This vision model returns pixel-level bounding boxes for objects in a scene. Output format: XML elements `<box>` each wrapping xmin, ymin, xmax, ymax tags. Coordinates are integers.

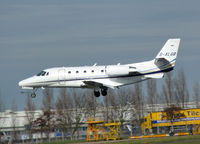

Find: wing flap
<box><xmin>83</xmin><ymin>80</ymin><xmax>118</xmax><ymax>89</ymax></box>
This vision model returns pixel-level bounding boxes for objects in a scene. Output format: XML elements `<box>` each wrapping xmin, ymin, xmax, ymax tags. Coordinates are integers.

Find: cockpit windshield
<box><xmin>37</xmin><ymin>71</ymin><xmax>48</xmax><ymax>76</ymax></box>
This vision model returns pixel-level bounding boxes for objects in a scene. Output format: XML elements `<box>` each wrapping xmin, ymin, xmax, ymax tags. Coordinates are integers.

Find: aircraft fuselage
<box><xmin>19</xmin><ymin>39</ymin><xmax>180</xmax><ymax>98</ymax></box>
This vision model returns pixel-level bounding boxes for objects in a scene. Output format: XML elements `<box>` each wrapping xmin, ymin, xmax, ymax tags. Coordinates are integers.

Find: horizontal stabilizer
<box><xmin>145</xmin><ymin>73</ymin><xmax>164</xmax><ymax>79</ymax></box>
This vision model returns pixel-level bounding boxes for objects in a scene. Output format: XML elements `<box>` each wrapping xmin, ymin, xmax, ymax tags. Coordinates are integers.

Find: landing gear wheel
<box><xmin>169</xmin><ymin>131</ymin><xmax>174</xmax><ymax>136</ymax></box>
<box><xmin>94</xmin><ymin>91</ymin><xmax>100</xmax><ymax>97</ymax></box>
<box><xmin>101</xmin><ymin>89</ymin><xmax>107</xmax><ymax>96</ymax></box>
<box><xmin>31</xmin><ymin>93</ymin><xmax>36</xmax><ymax>98</ymax></box>
<box><xmin>30</xmin><ymin>88</ymin><xmax>37</xmax><ymax>98</ymax></box>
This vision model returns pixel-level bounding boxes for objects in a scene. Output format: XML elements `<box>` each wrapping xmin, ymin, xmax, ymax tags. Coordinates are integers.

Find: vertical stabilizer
<box><xmin>154</xmin><ymin>39</ymin><xmax>180</xmax><ymax>68</ymax></box>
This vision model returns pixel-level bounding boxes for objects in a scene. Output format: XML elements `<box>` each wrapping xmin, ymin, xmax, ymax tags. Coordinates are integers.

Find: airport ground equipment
<box><xmin>86</xmin><ymin>119</ymin><xmax>120</xmax><ymax>141</ymax></box>
<box><xmin>141</xmin><ymin>108</ymin><xmax>200</xmax><ymax>135</ymax></box>
<box><xmin>86</xmin><ymin>118</ymin><xmax>105</xmax><ymax>141</ymax></box>
<box><xmin>193</xmin><ymin>124</ymin><xmax>200</xmax><ymax>134</ymax></box>
<box><xmin>104</xmin><ymin>121</ymin><xmax>120</xmax><ymax>140</ymax></box>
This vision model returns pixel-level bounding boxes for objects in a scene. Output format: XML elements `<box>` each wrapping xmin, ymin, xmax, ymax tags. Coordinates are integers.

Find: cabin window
<box><xmin>76</xmin><ymin>71</ymin><xmax>79</xmax><ymax>73</ymax></box>
<box><xmin>101</xmin><ymin>70</ymin><xmax>104</xmax><ymax>73</ymax></box>
<box><xmin>84</xmin><ymin>70</ymin><xmax>87</xmax><ymax>73</ymax></box>
<box><xmin>91</xmin><ymin>70</ymin><xmax>94</xmax><ymax>73</ymax></box>
<box><xmin>68</xmin><ymin>71</ymin><xmax>71</xmax><ymax>74</ymax></box>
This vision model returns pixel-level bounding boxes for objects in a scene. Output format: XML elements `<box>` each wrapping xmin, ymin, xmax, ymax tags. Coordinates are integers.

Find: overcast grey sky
<box><xmin>0</xmin><ymin>0</ymin><xmax>200</xmax><ymax>110</ymax></box>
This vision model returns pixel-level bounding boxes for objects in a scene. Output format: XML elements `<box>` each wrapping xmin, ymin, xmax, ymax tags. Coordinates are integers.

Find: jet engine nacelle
<box><xmin>106</xmin><ymin>65</ymin><xmax>129</xmax><ymax>76</ymax></box>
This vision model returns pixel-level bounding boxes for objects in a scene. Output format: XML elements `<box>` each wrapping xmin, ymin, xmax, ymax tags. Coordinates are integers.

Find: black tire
<box><xmin>145</xmin><ymin>129</ymin><xmax>149</xmax><ymax>135</ymax></box>
<box><xmin>94</xmin><ymin>91</ymin><xmax>100</xmax><ymax>97</ymax></box>
<box><xmin>101</xmin><ymin>89</ymin><xmax>107</xmax><ymax>96</ymax></box>
<box><xmin>31</xmin><ymin>93</ymin><xmax>36</xmax><ymax>98</ymax></box>
<box><xmin>169</xmin><ymin>131</ymin><xmax>174</xmax><ymax>136</ymax></box>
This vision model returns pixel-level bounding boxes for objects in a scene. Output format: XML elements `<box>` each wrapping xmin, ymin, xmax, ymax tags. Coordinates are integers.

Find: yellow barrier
<box><xmin>129</xmin><ymin>133</ymin><xmax>190</xmax><ymax>139</ymax></box>
<box><xmin>175</xmin><ymin>132</ymin><xmax>189</xmax><ymax>136</ymax></box>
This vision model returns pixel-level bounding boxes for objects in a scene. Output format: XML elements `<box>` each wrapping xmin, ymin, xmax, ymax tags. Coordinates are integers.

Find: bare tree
<box><xmin>126</xmin><ymin>83</ymin><xmax>145</xmax><ymax>135</ymax></box>
<box><xmin>24</xmin><ymin>94</ymin><xmax>36</xmax><ymax>141</ymax></box>
<box><xmin>147</xmin><ymin>79</ymin><xmax>158</xmax><ymax>112</ymax></box>
<box><xmin>103</xmin><ymin>89</ymin><xmax>117</xmax><ymax>122</ymax></box>
<box><xmin>162</xmin><ymin>105</ymin><xmax>185</xmax><ymax>136</ymax></box>
<box><xmin>42</xmin><ymin>88</ymin><xmax>54</xmax><ymax>110</ymax></box>
<box><xmin>33</xmin><ymin>110</ymin><xmax>56</xmax><ymax>142</ymax></box>
<box><xmin>162</xmin><ymin>72</ymin><xmax>175</xmax><ymax>106</ymax></box>
<box><xmin>11</xmin><ymin>98</ymin><xmax>18</xmax><ymax>142</ymax></box>
<box><xmin>0</xmin><ymin>89</ymin><xmax>4</xmax><ymax>112</ymax></box>
<box><xmin>133</xmin><ymin>83</ymin><xmax>144</xmax><ymax>120</ymax></box>
<box><xmin>193</xmin><ymin>81</ymin><xmax>200</xmax><ymax>108</ymax></box>
<box><xmin>0</xmin><ymin>90</ymin><xmax>7</xmax><ymax>141</ymax></box>
<box><xmin>56</xmin><ymin>89</ymin><xmax>89</xmax><ymax>140</ymax></box>
<box><xmin>0</xmin><ymin>89</ymin><xmax>5</xmax><ymax>134</ymax></box>
<box><xmin>174</xmin><ymin>70</ymin><xmax>189</xmax><ymax>108</ymax></box>
<box><xmin>84</xmin><ymin>90</ymin><xmax>99</xmax><ymax>119</ymax></box>
<box><xmin>103</xmin><ymin>92</ymin><xmax>109</xmax><ymax>122</ymax></box>
<box><xmin>115</xmin><ymin>88</ymin><xmax>132</xmax><ymax>126</ymax></box>
<box><xmin>41</xmin><ymin>88</ymin><xmax>55</xmax><ymax>141</ymax></box>
<box><xmin>56</xmin><ymin>88</ymin><xmax>73</xmax><ymax>140</ymax></box>
<box><xmin>70</xmin><ymin>89</ymin><xmax>87</xmax><ymax>140</ymax></box>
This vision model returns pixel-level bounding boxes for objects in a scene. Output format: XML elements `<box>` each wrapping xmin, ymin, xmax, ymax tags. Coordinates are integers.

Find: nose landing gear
<box><xmin>31</xmin><ymin>88</ymin><xmax>37</xmax><ymax>98</ymax></box>
<box><xmin>31</xmin><ymin>93</ymin><xmax>36</xmax><ymax>98</ymax></box>
<box><xmin>21</xmin><ymin>88</ymin><xmax>37</xmax><ymax>98</ymax></box>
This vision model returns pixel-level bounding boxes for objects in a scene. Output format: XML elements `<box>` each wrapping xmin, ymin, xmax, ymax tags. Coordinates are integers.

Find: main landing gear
<box><xmin>94</xmin><ymin>90</ymin><xmax>100</xmax><ymax>97</ymax></box>
<box><xmin>21</xmin><ymin>88</ymin><xmax>37</xmax><ymax>98</ymax></box>
<box><xmin>94</xmin><ymin>88</ymin><xmax>107</xmax><ymax>97</ymax></box>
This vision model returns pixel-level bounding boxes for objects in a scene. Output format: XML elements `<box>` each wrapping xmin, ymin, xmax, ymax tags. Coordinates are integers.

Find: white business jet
<box><xmin>19</xmin><ymin>39</ymin><xmax>180</xmax><ymax>98</ymax></box>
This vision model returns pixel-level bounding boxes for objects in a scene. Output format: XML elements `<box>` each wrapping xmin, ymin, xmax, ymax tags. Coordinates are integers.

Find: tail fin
<box><xmin>154</xmin><ymin>38</ymin><xmax>180</xmax><ymax>69</ymax></box>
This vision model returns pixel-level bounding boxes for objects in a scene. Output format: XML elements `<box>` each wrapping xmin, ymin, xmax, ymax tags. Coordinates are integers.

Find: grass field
<box><xmin>39</xmin><ymin>135</ymin><xmax>200</xmax><ymax>144</ymax></box>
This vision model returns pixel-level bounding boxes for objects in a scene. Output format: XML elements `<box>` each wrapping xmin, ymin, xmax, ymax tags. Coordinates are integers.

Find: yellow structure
<box><xmin>141</xmin><ymin>108</ymin><xmax>200</xmax><ymax>135</ymax></box>
<box><xmin>193</xmin><ymin>124</ymin><xmax>200</xmax><ymax>134</ymax></box>
<box><xmin>105</xmin><ymin>121</ymin><xmax>120</xmax><ymax>140</ymax></box>
<box><xmin>86</xmin><ymin>119</ymin><xmax>105</xmax><ymax>141</ymax></box>
<box><xmin>86</xmin><ymin>119</ymin><xmax>120</xmax><ymax>141</ymax></box>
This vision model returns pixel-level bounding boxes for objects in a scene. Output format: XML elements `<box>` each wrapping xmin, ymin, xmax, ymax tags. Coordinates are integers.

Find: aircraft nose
<box><xmin>18</xmin><ymin>79</ymin><xmax>30</xmax><ymax>87</ymax></box>
<box><xmin>19</xmin><ymin>77</ymin><xmax>36</xmax><ymax>87</ymax></box>
<box><xmin>18</xmin><ymin>80</ymin><xmax>25</xmax><ymax>87</ymax></box>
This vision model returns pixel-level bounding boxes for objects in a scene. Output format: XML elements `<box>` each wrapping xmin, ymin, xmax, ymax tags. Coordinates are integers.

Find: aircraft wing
<box><xmin>83</xmin><ymin>80</ymin><xmax>119</xmax><ymax>89</ymax></box>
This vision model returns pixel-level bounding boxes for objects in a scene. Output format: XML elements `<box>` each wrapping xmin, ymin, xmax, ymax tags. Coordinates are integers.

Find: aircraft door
<box><xmin>58</xmin><ymin>69</ymin><xmax>66</xmax><ymax>85</ymax></box>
